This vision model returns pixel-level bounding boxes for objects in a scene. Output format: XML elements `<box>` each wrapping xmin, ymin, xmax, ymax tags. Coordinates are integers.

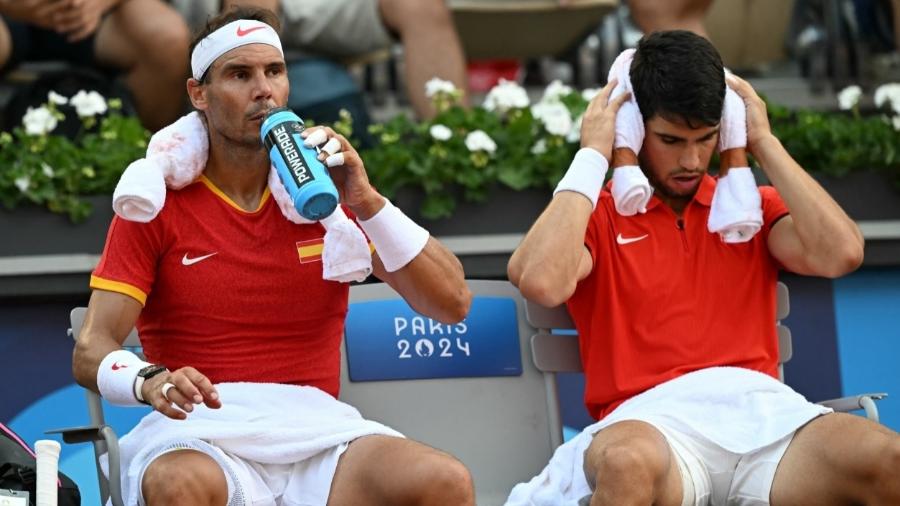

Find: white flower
<box><xmin>542</xmin><ymin>80</ymin><xmax>573</xmax><ymax>103</ymax></box>
<box><xmin>69</xmin><ymin>90</ymin><xmax>108</xmax><ymax>117</ymax></box>
<box><xmin>424</xmin><ymin>77</ymin><xmax>457</xmax><ymax>98</ymax></box>
<box><xmin>567</xmin><ymin>114</ymin><xmax>583</xmax><ymax>143</ymax></box>
<box><xmin>874</xmin><ymin>83</ymin><xmax>900</xmax><ymax>114</ymax></box>
<box><xmin>41</xmin><ymin>163</ymin><xmax>55</xmax><ymax>178</ymax></box>
<box><xmin>22</xmin><ymin>106</ymin><xmax>58</xmax><ymax>135</ymax></box>
<box><xmin>531</xmin><ymin>138</ymin><xmax>547</xmax><ymax>155</ymax></box>
<box><xmin>465</xmin><ymin>130</ymin><xmax>497</xmax><ymax>153</ymax></box>
<box><xmin>483</xmin><ymin>79</ymin><xmax>530</xmax><ymax>113</ymax></box>
<box><xmin>14</xmin><ymin>175</ymin><xmax>30</xmax><ymax>193</ymax></box>
<box><xmin>429</xmin><ymin>124</ymin><xmax>452</xmax><ymax>141</ymax></box>
<box><xmin>532</xmin><ymin>101</ymin><xmax>572</xmax><ymax>137</ymax></box>
<box><xmin>582</xmin><ymin>88</ymin><xmax>600</xmax><ymax>102</ymax></box>
<box><xmin>47</xmin><ymin>91</ymin><xmax>68</xmax><ymax>105</ymax></box>
<box><xmin>837</xmin><ymin>85</ymin><xmax>861</xmax><ymax>110</ymax></box>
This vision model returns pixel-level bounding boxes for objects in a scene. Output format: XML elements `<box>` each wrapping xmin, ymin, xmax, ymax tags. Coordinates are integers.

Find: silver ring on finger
<box><xmin>161</xmin><ymin>382</ymin><xmax>177</xmax><ymax>401</ymax></box>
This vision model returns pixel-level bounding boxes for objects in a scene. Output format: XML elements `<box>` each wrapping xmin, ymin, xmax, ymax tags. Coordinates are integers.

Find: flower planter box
<box><xmin>0</xmin><ymin>195</ymin><xmax>113</xmax><ymax>257</ymax></box>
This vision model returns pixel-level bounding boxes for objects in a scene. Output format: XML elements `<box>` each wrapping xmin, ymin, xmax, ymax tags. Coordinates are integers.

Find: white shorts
<box><xmin>654</xmin><ymin>421</ymin><xmax>803</xmax><ymax>506</ymax></box>
<box><xmin>138</xmin><ymin>439</ymin><xmax>349</xmax><ymax>506</ymax></box>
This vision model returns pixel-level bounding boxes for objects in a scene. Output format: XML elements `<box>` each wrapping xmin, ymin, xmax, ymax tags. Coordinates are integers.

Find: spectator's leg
<box><xmin>769</xmin><ymin>412</ymin><xmax>900</xmax><ymax>505</ymax></box>
<box><xmin>142</xmin><ymin>450</ymin><xmax>228</xmax><ymax>506</ymax></box>
<box><xmin>378</xmin><ymin>0</ymin><xmax>468</xmax><ymax>119</ymax></box>
<box><xmin>628</xmin><ymin>0</ymin><xmax>713</xmax><ymax>38</ymax></box>
<box><xmin>894</xmin><ymin>0</ymin><xmax>900</xmax><ymax>52</ymax></box>
<box><xmin>93</xmin><ymin>0</ymin><xmax>190</xmax><ymax>131</ymax></box>
<box><xmin>327</xmin><ymin>435</ymin><xmax>474</xmax><ymax>505</ymax></box>
<box><xmin>0</xmin><ymin>18</ymin><xmax>10</xmax><ymax>68</ymax></box>
<box><xmin>582</xmin><ymin>420</ymin><xmax>684</xmax><ymax>506</ymax></box>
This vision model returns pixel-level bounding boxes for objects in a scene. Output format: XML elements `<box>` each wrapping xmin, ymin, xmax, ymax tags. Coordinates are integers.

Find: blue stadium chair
<box><xmin>339</xmin><ymin>280</ymin><xmax>561</xmax><ymax>505</ymax></box>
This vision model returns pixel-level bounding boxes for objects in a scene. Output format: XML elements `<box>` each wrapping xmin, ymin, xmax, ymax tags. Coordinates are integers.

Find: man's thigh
<box><xmin>326</xmin><ymin>434</ymin><xmax>470</xmax><ymax>506</ymax></box>
<box><xmin>770</xmin><ymin>412</ymin><xmax>900</xmax><ymax>505</ymax></box>
<box><xmin>583</xmin><ymin>420</ymin><xmax>684</xmax><ymax>506</ymax></box>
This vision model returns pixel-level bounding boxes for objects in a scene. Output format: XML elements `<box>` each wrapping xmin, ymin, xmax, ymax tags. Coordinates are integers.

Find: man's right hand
<box><xmin>580</xmin><ymin>79</ymin><xmax>631</xmax><ymax>161</ymax></box>
<box><xmin>141</xmin><ymin>366</ymin><xmax>221</xmax><ymax>420</ymax></box>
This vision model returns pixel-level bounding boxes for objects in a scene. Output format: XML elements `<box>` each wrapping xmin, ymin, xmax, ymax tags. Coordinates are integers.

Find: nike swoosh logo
<box><xmin>182</xmin><ymin>252</ymin><xmax>218</xmax><ymax>266</ymax></box>
<box><xmin>111</xmin><ymin>362</ymin><xmax>128</xmax><ymax>371</ymax></box>
<box><xmin>236</xmin><ymin>25</ymin><xmax>266</xmax><ymax>37</ymax></box>
<box><xmin>616</xmin><ymin>233</ymin><xmax>649</xmax><ymax>245</ymax></box>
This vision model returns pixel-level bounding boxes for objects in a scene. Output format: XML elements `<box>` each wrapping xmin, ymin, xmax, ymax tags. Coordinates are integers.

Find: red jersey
<box><xmin>91</xmin><ymin>176</ymin><xmax>354</xmax><ymax>397</ymax></box>
<box><xmin>568</xmin><ymin>174</ymin><xmax>790</xmax><ymax>420</ymax></box>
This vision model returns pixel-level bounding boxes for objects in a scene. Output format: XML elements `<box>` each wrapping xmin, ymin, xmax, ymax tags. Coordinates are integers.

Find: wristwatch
<box><xmin>133</xmin><ymin>364</ymin><xmax>168</xmax><ymax>404</ymax></box>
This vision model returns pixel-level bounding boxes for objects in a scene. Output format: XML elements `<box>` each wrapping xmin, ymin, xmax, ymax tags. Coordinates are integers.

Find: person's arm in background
<box><xmin>727</xmin><ymin>74</ymin><xmax>864</xmax><ymax>277</ymax></box>
<box><xmin>301</xmin><ymin>126</ymin><xmax>472</xmax><ymax>324</ymax></box>
<box><xmin>508</xmin><ymin>80</ymin><xmax>628</xmax><ymax>307</ymax></box>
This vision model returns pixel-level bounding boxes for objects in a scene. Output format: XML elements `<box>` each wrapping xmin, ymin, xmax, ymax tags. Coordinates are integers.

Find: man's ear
<box><xmin>187</xmin><ymin>78</ymin><xmax>208</xmax><ymax>111</ymax></box>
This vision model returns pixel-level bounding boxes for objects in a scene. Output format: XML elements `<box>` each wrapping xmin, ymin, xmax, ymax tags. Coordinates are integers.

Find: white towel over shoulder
<box><xmin>103</xmin><ymin>383</ymin><xmax>402</xmax><ymax>506</ymax></box>
<box><xmin>505</xmin><ymin>367</ymin><xmax>831</xmax><ymax>506</ymax></box>
<box><xmin>607</xmin><ymin>49</ymin><xmax>652</xmax><ymax>216</ymax></box>
<box><xmin>112</xmin><ymin>112</ymin><xmax>373</xmax><ymax>282</ymax></box>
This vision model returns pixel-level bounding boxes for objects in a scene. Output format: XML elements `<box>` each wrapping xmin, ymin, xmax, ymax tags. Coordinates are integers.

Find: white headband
<box><xmin>190</xmin><ymin>19</ymin><xmax>284</xmax><ymax>80</ymax></box>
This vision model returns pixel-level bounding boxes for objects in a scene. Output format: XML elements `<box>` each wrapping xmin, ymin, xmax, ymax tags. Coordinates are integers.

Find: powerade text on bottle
<box><xmin>261</xmin><ymin>107</ymin><xmax>339</xmax><ymax>220</ymax></box>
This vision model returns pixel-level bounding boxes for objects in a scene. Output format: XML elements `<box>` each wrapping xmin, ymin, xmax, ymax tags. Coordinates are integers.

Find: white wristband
<box><xmin>554</xmin><ymin>147</ymin><xmax>610</xmax><ymax>209</ymax></box>
<box><xmin>358</xmin><ymin>198</ymin><xmax>429</xmax><ymax>272</ymax></box>
<box><xmin>97</xmin><ymin>349</ymin><xmax>151</xmax><ymax>406</ymax></box>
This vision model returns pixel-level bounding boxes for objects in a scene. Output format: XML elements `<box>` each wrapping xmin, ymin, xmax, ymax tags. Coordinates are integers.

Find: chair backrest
<box><xmin>450</xmin><ymin>0</ymin><xmax>616</xmax><ymax>59</ymax></box>
<box><xmin>525</xmin><ymin>281</ymin><xmax>794</xmax><ymax>379</ymax></box>
<box><xmin>339</xmin><ymin>280</ymin><xmax>559</xmax><ymax>506</ymax></box>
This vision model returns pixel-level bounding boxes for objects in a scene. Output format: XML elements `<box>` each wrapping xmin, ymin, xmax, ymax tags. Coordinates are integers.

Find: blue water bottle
<box><xmin>261</xmin><ymin>107</ymin><xmax>339</xmax><ymax>220</ymax></box>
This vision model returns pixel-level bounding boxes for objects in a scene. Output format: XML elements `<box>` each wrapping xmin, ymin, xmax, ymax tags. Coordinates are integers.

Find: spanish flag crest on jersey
<box><xmin>296</xmin><ymin>238</ymin><xmax>325</xmax><ymax>263</ymax></box>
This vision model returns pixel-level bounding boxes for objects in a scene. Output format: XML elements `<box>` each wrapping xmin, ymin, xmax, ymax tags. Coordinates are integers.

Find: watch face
<box><xmin>138</xmin><ymin>364</ymin><xmax>166</xmax><ymax>378</ymax></box>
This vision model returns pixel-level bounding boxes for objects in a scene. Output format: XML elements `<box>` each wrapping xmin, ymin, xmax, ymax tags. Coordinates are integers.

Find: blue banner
<box><xmin>344</xmin><ymin>296</ymin><xmax>522</xmax><ymax>381</ymax></box>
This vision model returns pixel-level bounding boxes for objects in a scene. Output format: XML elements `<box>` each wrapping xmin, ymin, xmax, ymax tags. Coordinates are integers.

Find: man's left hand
<box><xmin>301</xmin><ymin>126</ymin><xmax>385</xmax><ymax>220</ymax></box>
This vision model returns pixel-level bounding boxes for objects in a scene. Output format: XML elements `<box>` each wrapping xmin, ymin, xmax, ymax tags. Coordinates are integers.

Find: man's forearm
<box><xmin>378</xmin><ymin>237</ymin><xmax>471</xmax><ymax>324</ymax></box>
<box><xmin>508</xmin><ymin>192</ymin><xmax>594</xmax><ymax>307</ymax></box>
<box><xmin>754</xmin><ymin>134</ymin><xmax>863</xmax><ymax>271</ymax></box>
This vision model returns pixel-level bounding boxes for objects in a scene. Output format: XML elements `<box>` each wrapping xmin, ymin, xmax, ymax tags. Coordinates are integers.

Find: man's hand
<box><xmin>301</xmin><ymin>126</ymin><xmax>385</xmax><ymax>220</ymax></box>
<box><xmin>0</xmin><ymin>0</ymin><xmax>68</xmax><ymax>30</ymax></box>
<box><xmin>141</xmin><ymin>366</ymin><xmax>221</xmax><ymax>420</ymax></box>
<box><xmin>724</xmin><ymin>74</ymin><xmax>774</xmax><ymax>157</ymax></box>
<box><xmin>580</xmin><ymin>79</ymin><xmax>631</xmax><ymax>161</ymax></box>
<box><xmin>51</xmin><ymin>0</ymin><xmax>120</xmax><ymax>42</ymax></box>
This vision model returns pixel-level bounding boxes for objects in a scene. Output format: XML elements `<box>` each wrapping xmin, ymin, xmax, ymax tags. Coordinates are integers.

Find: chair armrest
<box><xmin>46</xmin><ymin>424</ymin><xmax>124</xmax><ymax>506</ymax></box>
<box><xmin>45</xmin><ymin>424</ymin><xmax>106</xmax><ymax>444</ymax></box>
<box><xmin>817</xmin><ymin>393</ymin><xmax>887</xmax><ymax>422</ymax></box>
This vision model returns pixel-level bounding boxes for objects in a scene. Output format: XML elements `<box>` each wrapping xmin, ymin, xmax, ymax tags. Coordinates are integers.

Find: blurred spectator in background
<box><xmin>213</xmin><ymin>0</ymin><xmax>468</xmax><ymax>119</ymax></box>
<box><xmin>628</xmin><ymin>0</ymin><xmax>713</xmax><ymax>37</ymax></box>
<box><xmin>0</xmin><ymin>0</ymin><xmax>190</xmax><ymax>131</ymax></box>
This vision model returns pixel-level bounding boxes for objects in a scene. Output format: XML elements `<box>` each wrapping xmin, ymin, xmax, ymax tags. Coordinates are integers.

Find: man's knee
<box><xmin>584</xmin><ymin>435</ymin><xmax>670</xmax><ymax>492</ymax></box>
<box><xmin>410</xmin><ymin>452</ymin><xmax>475</xmax><ymax>506</ymax></box>
<box><xmin>113</xmin><ymin>0</ymin><xmax>190</xmax><ymax>64</ymax></box>
<box><xmin>871</xmin><ymin>436</ymin><xmax>900</xmax><ymax>502</ymax></box>
<box><xmin>379</xmin><ymin>0</ymin><xmax>453</xmax><ymax>30</ymax></box>
<box><xmin>141</xmin><ymin>451</ymin><xmax>227</xmax><ymax>506</ymax></box>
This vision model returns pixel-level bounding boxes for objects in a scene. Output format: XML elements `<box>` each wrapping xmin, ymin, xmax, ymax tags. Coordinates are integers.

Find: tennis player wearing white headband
<box><xmin>74</xmin><ymin>7</ymin><xmax>474</xmax><ymax>506</ymax></box>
